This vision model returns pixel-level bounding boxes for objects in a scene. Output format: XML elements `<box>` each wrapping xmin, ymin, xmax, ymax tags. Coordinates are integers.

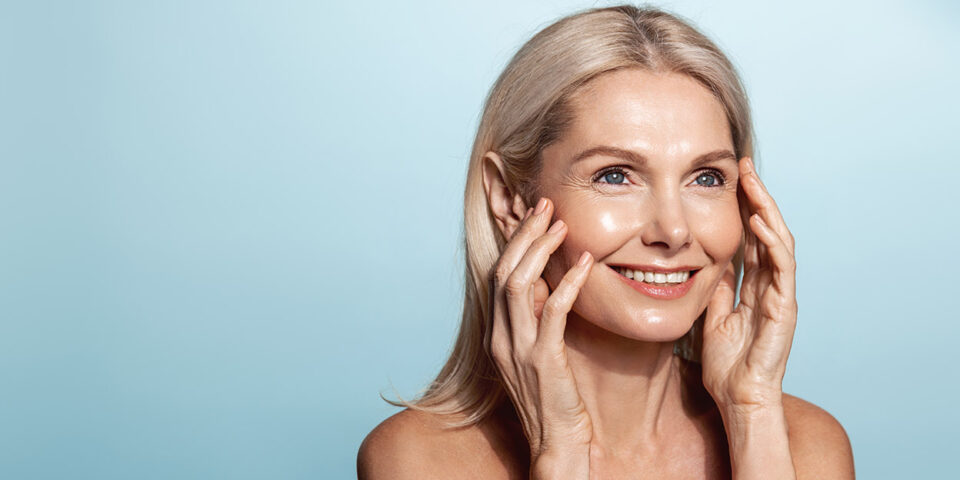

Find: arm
<box><xmin>721</xmin><ymin>397</ymin><xmax>858</xmax><ymax>480</ymax></box>
<box><xmin>720</xmin><ymin>402</ymin><xmax>796</xmax><ymax>480</ymax></box>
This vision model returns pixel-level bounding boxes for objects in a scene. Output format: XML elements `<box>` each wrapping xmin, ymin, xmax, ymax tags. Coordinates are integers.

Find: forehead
<box><xmin>559</xmin><ymin>68</ymin><xmax>733</xmax><ymax>159</ymax></box>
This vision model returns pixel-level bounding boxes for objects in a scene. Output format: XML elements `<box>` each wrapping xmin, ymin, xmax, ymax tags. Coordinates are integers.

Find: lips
<box><xmin>608</xmin><ymin>263</ymin><xmax>701</xmax><ymax>274</ymax></box>
<box><xmin>609</xmin><ymin>264</ymin><xmax>698</xmax><ymax>300</ymax></box>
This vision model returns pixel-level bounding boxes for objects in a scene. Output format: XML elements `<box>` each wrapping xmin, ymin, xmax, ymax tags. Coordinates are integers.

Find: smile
<box><xmin>610</xmin><ymin>265</ymin><xmax>699</xmax><ymax>300</ymax></box>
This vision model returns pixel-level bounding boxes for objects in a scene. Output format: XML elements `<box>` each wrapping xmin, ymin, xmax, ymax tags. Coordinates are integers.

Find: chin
<box><xmin>566</xmin><ymin>266</ymin><xmax>710</xmax><ymax>344</ymax></box>
<box><xmin>577</xmin><ymin>305</ymin><xmax>701</xmax><ymax>343</ymax></box>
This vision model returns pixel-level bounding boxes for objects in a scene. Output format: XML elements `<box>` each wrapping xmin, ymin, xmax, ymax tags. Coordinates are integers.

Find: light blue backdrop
<box><xmin>1</xmin><ymin>0</ymin><xmax>956</xmax><ymax>478</ymax></box>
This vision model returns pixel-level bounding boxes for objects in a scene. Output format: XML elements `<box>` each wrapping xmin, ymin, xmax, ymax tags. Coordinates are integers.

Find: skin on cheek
<box><xmin>683</xmin><ymin>191</ymin><xmax>742</xmax><ymax>262</ymax></box>
<box><xmin>542</xmin><ymin>198</ymin><xmax>629</xmax><ymax>291</ymax></box>
<box><xmin>541</xmin><ymin>207</ymin><xmax>581</xmax><ymax>291</ymax></box>
<box><xmin>702</xmin><ymin>209</ymin><xmax>743</xmax><ymax>262</ymax></box>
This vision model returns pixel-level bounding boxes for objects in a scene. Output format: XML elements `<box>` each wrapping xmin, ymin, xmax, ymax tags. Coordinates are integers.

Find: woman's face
<box><xmin>539</xmin><ymin>68</ymin><xmax>743</xmax><ymax>342</ymax></box>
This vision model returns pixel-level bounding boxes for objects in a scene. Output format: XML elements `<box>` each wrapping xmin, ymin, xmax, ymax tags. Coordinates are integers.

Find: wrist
<box><xmin>530</xmin><ymin>447</ymin><xmax>590</xmax><ymax>480</ymax></box>
<box><xmin>715</xmin><ymin>389</ymin><xmax>784</xmax><ymax>420</ymax></box>
<box><xmin>719</xmin><ymin>402</ymin><xmax>789</xmax><ymax>443</ymax></box>
<box><xmin>719</xmin><ymin>400</ymin><xmax>784</xmax><ymax>424</ymax></box>
<box><xmin>717</xmin><ymin>403</ymin><xmax>796</xmax><ymax>480</ymax></box>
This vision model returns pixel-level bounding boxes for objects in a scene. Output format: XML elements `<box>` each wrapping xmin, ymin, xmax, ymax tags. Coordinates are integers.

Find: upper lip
<box><xmin>609</xmin><ymin>263</ymin><xmax>701</xmax><ymax>274</ymax></box>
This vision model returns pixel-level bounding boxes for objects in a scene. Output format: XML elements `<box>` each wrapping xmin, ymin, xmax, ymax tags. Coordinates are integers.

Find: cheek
<box><xmin>543</xmin><ymin>200</ymin><xmax>637</xmax><ymax>284</ymax></box>
<box><xmin>693</xmin><ymin>199</ymin><xmax>743</xmax><ymax>260</ymax></box>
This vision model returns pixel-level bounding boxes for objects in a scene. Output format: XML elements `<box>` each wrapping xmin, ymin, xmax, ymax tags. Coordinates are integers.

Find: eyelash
<box><xmin>592</xmin><ymin>165</ymin><xmax>727</xmax><ymax>188</ymax></box>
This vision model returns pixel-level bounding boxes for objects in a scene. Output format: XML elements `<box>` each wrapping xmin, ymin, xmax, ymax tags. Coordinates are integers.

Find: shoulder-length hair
<box><xmin>388</xmin><ymin>3</ymin><xmax>753</xmax><ymax>427</ymax></box>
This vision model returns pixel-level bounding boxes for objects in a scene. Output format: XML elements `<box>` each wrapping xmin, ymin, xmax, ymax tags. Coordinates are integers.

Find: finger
<box><xmin>704</xmin><ymin>261</ymin><xmax>736</xmax><ymax>331</ymax></box>
<box><xmin>489</xmin><ymin>199</ymin><xmax>554</xmax><ymax>351</ymax></box>
<box><xmin>537</xmin><ymin>251</ymin><xmax>593</xmax><ymax>347</ymax></box>
<box><xmin>505</xmin><ymin>219</ymin><xmax>568</xmax><ymax>347</ymax></box>
<box><xmin>737</xmin><ymin>180</ymin><xmax>761</xmax><ymax>272</ymax></box>
<box><xmin>740</xmin><ymin>157</ymin><xmax>794</xmax><ymax>254</ymax></box>
<box><xmin>748</xmin><ymin>285</ymin><xmax>798</xmax><ymax>374</ymax></box>
<box><xmin>487</xmin><ymin>199</ymin><xmax>555</xmax><ymax>373</ymax></box>
<box><xmin>737</xmin><ymin>182</ymin><xmax>761</xmax><ymax>315</ymax></box>
<box><xmin>737</xmin><ymin>268</ymin><xmax>759</xmax><ymax>315</ymax></box>
<box><xmin>747</xmin><ymin>313</ymin><xmax>796</xmax><ymax>377</ymax></box>
<box><xmin>532</xmin><ymin>278</ymin><xmax>550</xmax><ymax>319</ymax></box>
<box><xmin>486</xmin><ymin>269</ymin><xmax>513</xmax><ymax>363</ymax></box>
<box><xmin>749</xmin><ymin>213</ymin><xmax>797</xmax><ymax>295</ymax></box>
<box><xmin>492</xmin><ymin>197</ymin><xmax>555</xmax><ymax>292</ymax></box>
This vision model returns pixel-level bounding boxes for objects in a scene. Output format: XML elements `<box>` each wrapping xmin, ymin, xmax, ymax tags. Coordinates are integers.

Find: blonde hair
<box><xmin>387</xmin><ymin>4</ymin><xmax>754</xmax><ymax>427</ymax></box>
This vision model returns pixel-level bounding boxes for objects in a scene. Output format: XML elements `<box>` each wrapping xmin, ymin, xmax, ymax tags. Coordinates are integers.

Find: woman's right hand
<box><xmin>486</xmin><ymin>197</ymin><xmax>595</xmax><ymax>479</ymax></box>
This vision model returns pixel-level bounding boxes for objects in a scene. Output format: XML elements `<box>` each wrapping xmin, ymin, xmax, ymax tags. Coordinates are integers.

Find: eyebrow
<box><xmin>570</xmin><ymin>146</ymin><xmax>738</xmax><ymax>169</ymax></box>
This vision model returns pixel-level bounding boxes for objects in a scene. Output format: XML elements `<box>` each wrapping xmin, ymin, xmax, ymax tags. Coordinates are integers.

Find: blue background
<box><xmin>1</xmin><ymin>0</ymin><xmax>957</xmax><ymax>478</ymax></box>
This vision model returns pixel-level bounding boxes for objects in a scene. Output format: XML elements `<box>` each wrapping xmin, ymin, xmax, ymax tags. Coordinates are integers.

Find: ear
<box><xmin>481</xmin><ymin>151</ymin><xmax>529</xmax><ymax>241</ymax></box>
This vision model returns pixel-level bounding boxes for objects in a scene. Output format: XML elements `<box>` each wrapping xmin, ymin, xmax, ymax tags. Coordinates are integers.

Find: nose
<box><xmin>639</xmin><ymin>191</ymin><xmax>692</xmax><ymax>253</ymax></box>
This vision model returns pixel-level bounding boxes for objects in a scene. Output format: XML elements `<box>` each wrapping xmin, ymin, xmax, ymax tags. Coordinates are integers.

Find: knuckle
<box><xmin>529</xmin><ymin>344</ymin><xmax>551</xmax><ymax>365</ymax></box>
<box><xmin>540</xmin><ymin>297</ymin><xmax>567</xmax><ymax>319</ymax></box>
<box><xmin>493</xmin><ymin>263</ymin><xmax>512</xmax><ymax>288</ymax></box>
<box><xmin>504</xmin><ymin>273</ymin><xmax>529</xmax><ymax>297</ymax></box>
<box><xmin>540</xmin><ymin>303</ymin><xmax>558</xmax><ymax>320</ymax></box>
<box><xmin>783</xmin><ymin>258</ymin><xmax>797</xmax><ymax>272</ymax></box>
<box><xmin>530</xmin><ymin>234</ymin><xmax>556</xmax><ymax>251</ymax></box>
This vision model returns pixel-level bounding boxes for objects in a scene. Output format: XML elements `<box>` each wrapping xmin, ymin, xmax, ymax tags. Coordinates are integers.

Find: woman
<box><xmin>359</xmin><ymin>5</ymin><xmax>854</xmax><ymax>479</ymax></box>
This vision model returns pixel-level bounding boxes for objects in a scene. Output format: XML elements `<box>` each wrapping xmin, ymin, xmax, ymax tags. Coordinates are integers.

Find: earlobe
<box><xmin>481</xmin><ymin>151</ymin><xmax>528</xmax><ymax>240</ymax></box>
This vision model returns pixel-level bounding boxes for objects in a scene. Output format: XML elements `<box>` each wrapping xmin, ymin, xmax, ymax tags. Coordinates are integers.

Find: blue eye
<box><xmin>602</xmin><ymin>171</ymin><xmax>626</xmax><ymax>184</ymax></box>
<box><xmin>694</xmin><ymin>169</ymin><xmax>725</xmax><ymax>187</ymax></box>
<box><xmin>595</xmin><ymin>166</ymin><xmax>630</xmax><ymax>185</ymax></box>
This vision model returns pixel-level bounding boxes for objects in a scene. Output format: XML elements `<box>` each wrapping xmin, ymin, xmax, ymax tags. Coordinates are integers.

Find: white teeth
<box><xmin>616</xmin><ymin>267</ymin><xmax>693</xmax><ymax>285</ymax></box>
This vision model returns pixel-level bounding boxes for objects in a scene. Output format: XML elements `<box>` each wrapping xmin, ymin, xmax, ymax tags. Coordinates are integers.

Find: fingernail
<box><xmin>534</xmin><ymin>197</ymin><xmax>548</xmax><ymax>215</ymax></box>
<box><xmin>577</xmin><ymin>251</ymin><xmax>592</xmax><ymax>266</ymax></box>
<box><xmin>548</xmin><ymin>219</ymin><xmax>565</xmax><ymax>234</ymax></box>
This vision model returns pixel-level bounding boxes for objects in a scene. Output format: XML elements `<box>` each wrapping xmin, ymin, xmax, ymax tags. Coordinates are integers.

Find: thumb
<box><xmin>704</xmin><ymin>262</ymin><xmax>737</xmax><ymax>331</ymax></box>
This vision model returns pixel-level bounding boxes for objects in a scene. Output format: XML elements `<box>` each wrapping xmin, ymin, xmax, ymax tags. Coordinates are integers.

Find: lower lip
<box><xmin>611</xmin><ymin>266</ymin><xmax>697</xmax><ymax>300</ymax></box>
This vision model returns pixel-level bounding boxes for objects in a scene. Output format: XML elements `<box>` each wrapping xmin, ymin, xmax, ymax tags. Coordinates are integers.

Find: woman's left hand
<box><xmin>701</xmin><ymin>156</ymin><xmax>798</xmax><ymax>412</ymax></box>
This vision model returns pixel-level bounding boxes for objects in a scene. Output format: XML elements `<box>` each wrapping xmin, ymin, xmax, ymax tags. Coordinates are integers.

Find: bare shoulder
<box><xmin>357</xmin><ymin>408</ymin><xmax>521</xmax><ymax>480</ymax></box>
<box><xmin>357</xmin><ymin>409</ymin><xmax>462</xmax><ymax>480</ymax></box>
<box><xmin>782</xmin><ymin>393</ymin><xmax>855</xmax><ymax>480</ymax></box>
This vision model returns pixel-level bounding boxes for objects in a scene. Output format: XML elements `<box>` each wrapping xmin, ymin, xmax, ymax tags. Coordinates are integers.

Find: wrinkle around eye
<box><xmin>555</xmin><ymin>170</ymin><xmax>596</xmax><ymax>189</ymax></box>
<box><xmin>693</xmin><ymin>177</ymin><xmax>739</xmax><ymax>195</ymax></box>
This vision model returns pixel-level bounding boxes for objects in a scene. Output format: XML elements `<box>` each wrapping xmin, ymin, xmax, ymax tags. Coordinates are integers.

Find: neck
<box><xmin>562</xmin><ymin>313</ymin><xmax>692</xmax><ymax>456</ymax></box>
